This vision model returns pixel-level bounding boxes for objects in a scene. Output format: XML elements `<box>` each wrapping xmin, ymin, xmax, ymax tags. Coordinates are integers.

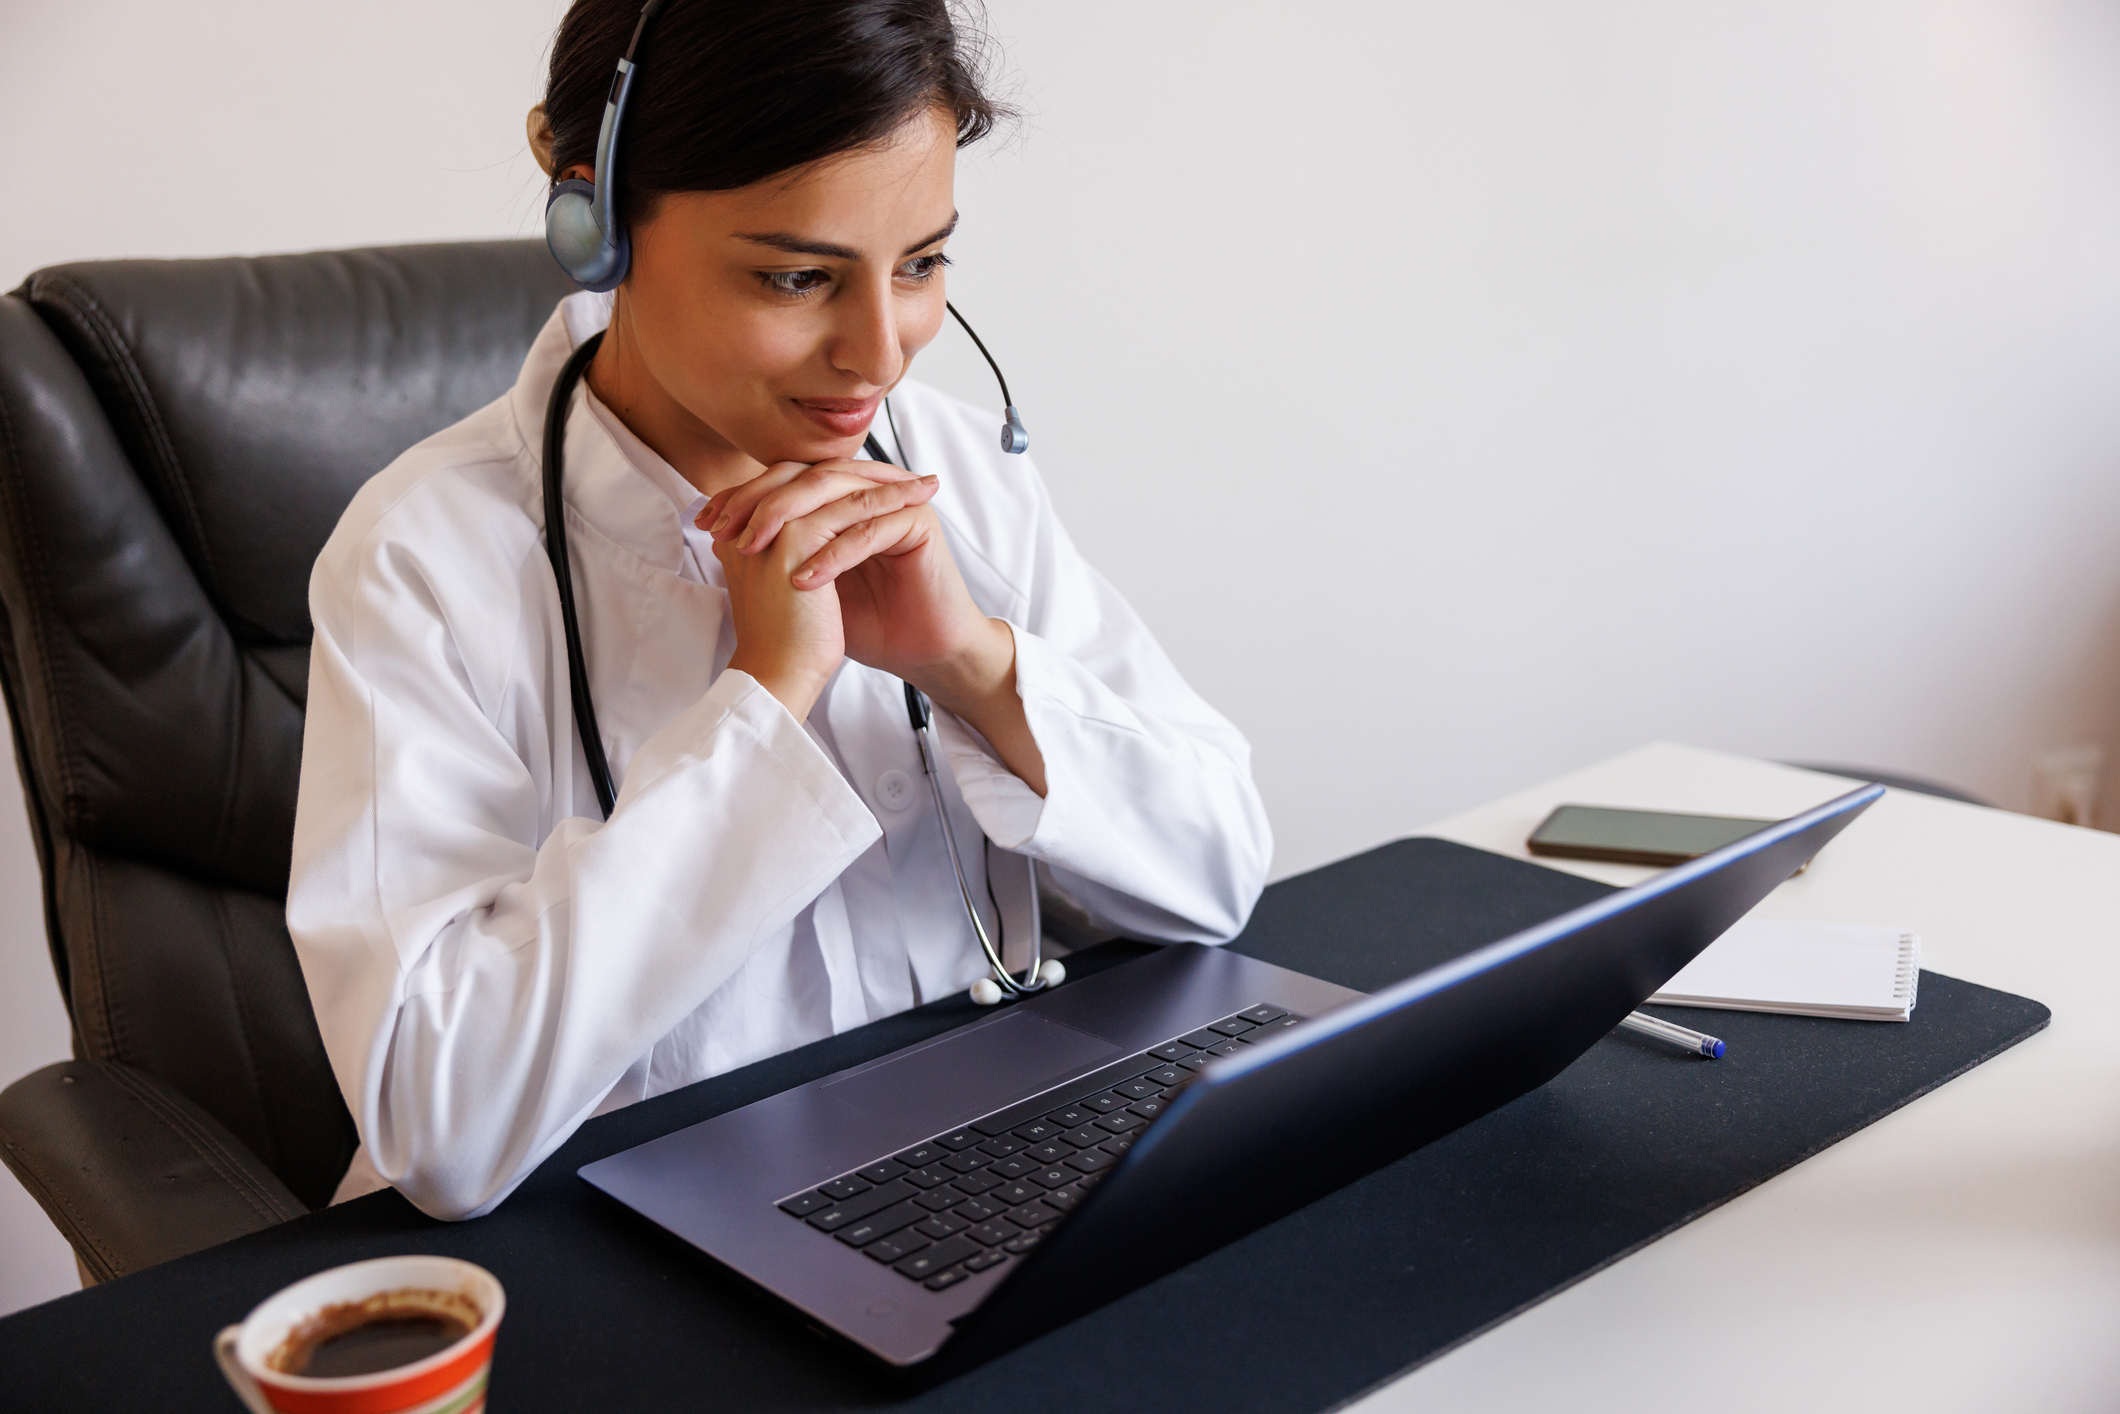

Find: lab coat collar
<box><xmin>507</xmin><ymin>292</ymin><xmax>692</xmax><ymax>576</ymax></box>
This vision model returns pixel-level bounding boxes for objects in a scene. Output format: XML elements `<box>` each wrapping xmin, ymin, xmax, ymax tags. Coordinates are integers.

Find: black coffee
<box><xmin>300</xmin><ymin>1313</ymin><xmax>472</xmax><ymax>1378</ymax></box>
<box><xmin>268</xmin><ymin>1288</ymin><xmax>480</xmax><ymax>1378</ymax></box>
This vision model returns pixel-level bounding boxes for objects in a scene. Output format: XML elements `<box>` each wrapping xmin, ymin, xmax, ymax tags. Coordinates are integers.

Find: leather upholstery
<box><xmin>0</xmin><ymin>241</ymin><xmax>574</xmax><ymax>1261</ymax></box>
<box><xmin>0</xmin><ymin>1061</ymin><xmax>305</xmax><ymax>1284</ymax></box>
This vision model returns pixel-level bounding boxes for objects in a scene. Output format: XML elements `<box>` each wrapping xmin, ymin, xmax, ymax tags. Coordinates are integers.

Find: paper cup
<box><xmin>212</xmin><ymin>1255</ymin><xmax>503</xmax><ymax>1414</ymax></box>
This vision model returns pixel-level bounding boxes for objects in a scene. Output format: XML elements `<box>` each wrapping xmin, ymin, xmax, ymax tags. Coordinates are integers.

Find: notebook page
<box><xmin>1650</xmin><ymin>919</ymin><xmax>1919</xmax><ymax>1020</ymax></box>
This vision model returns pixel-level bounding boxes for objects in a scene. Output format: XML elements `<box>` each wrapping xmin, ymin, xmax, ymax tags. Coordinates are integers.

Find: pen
<box><xmin>1620</xmin><ymin>1010</ymin><xmax>1726</xmax><ymax>1059</ymax></box>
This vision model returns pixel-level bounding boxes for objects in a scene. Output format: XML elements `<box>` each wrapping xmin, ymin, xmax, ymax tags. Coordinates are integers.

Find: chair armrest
<box><xmin>0</xmin><ymin>1060</ymin><xmax>306</xmax><ymax>1283</ymax></box>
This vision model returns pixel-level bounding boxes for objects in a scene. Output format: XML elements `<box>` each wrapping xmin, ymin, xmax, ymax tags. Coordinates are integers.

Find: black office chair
<box><xmin>0</xmin><ymin>242</ymin><xmax>574</xmax><ymax>1283</ymax></box>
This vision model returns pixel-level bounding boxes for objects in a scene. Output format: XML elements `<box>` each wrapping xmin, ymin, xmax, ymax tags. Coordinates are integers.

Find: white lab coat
<box><xmin>288</xmin><ymin>292</ymin><xmax>1271</xmax><ymax>1220</ymax></box>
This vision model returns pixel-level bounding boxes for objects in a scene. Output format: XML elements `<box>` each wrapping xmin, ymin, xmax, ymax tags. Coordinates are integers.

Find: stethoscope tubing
<box><xmin>542</xmin><ymin>333</ymin><xmax>1049</xmax><ymax>1003</ymax></box>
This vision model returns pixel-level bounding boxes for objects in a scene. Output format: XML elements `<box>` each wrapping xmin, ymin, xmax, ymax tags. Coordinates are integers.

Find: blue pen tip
<box><xmin>1707</xmin><ymin>1039</ymin><xmax>1726</xmax><ymax>1059</ymax></box>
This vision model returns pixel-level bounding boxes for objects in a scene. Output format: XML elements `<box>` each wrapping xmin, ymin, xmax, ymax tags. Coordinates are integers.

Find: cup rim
<box><xmin>232</xmin><ymin>1255</ymin><xmax>505</xmax><ymax>1392</ymax></box>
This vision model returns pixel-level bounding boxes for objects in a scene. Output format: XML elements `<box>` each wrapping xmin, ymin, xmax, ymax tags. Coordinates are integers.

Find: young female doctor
<box><xmin>288</xmin><ymin>0</ymin><xmax>1271</xmax><ymax>1221</ymax></box>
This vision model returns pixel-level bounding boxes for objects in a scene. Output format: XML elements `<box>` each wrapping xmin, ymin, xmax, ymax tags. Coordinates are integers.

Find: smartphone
<box><xmin>1526</xmin><ymin>804</ymin><xmax>1779</xmax><ymax>867</ymax></box>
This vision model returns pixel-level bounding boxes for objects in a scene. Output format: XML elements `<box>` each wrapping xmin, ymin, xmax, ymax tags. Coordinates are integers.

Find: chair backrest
<box><xmin>0</xmin><ymin>241</ymin><xmax>576</xmax><ymax>1207</ymax></box>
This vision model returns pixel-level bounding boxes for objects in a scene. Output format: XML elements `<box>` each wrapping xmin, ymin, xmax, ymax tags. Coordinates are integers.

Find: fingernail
<box><xmin>921</xmin><ymin>476</ymin><xmax>938</xmax><ymax>486</ymax></box>
<box><xmin>711</xmin><ymin>514</ymin><xmax>729</xmax><ymax>535</ymax></box>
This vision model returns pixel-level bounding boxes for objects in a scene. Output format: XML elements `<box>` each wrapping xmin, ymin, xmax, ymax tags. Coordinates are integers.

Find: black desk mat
<box><xmin>0</xmin><ymin>839</ymin><xmax>2050</xmax><ymax>1412</ymax></box>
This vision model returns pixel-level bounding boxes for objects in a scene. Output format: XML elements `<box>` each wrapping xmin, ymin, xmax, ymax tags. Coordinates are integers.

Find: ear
<box><xmin>527</xmin><ymin>104</ymin><xmax>556</xmax><ymax>177</ymax></box>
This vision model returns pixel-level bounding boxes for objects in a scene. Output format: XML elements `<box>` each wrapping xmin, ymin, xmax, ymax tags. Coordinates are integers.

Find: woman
<box><xmin>288</xmin><ymin>0</ymin><xmax>1271</xmax><ymax>1221</ymax></box>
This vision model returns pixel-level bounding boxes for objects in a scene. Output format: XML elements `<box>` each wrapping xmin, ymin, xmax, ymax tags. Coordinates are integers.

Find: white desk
<box><xmin>1351</xmin><ymin>743</ymin><xmax>2120</xmax><ymax>1413</ymax></box>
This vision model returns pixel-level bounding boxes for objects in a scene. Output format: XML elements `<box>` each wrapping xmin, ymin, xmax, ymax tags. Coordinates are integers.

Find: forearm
<box><xmin>293</xmin><ymin>673</ymin><xmax>881</xmax><ymax>1219</ymax></box>
<box><xmin>915</xmin><ymin>617</ymin><xmax>1047</xmax><ymax>797</ymax></box>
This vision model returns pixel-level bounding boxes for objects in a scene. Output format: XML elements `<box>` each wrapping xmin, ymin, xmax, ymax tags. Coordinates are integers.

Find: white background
<box><xmin>3</xmin><ymin>0</ymin><xmax>2117</xmax><ymax>1324</ymax></box>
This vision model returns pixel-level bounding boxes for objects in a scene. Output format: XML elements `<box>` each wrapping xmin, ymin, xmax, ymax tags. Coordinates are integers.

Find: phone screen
<box><xmin>1526</xmin><ymin>805</ymin><xmax>1775</xmax><ymax>866</ymax></box>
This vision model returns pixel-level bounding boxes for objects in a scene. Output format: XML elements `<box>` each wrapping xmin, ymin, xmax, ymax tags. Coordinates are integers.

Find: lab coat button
<box><xmin>875</xmin><ymin>769</ymin><xmax>916</xmax><ymax>811</ymax></box>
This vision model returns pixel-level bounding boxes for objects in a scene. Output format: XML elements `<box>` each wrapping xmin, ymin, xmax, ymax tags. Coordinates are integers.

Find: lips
<box><xmin>791</xmin><ymin>394</ymin><xmax>883</xmax><ymax>439</ymax></box>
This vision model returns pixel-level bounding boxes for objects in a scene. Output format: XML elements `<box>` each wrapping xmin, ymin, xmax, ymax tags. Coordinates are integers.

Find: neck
<box><xmin>584</xmin><ymin>296</ymin><xmax>763</xmax><ymax>498</ymax></box>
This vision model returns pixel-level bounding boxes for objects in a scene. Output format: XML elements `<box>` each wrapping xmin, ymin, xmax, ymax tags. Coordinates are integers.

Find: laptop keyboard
<box><xmin>776</xmin><ymin>1003</ymin><xmax>1308</xmax><ymax>1292</ymax></box>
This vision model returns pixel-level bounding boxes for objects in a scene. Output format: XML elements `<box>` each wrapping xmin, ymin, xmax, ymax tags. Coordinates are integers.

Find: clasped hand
<box><xmin>700</xmin><ymin>459</ymin><xmax>1019</xmax><ymax>747</ymax></box>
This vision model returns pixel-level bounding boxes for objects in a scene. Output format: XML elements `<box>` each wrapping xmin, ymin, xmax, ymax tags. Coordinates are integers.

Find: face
<box><xmin>590</xmin><ymin>106</ymin><xmax>958</xmax><ymax>478</ymax></box>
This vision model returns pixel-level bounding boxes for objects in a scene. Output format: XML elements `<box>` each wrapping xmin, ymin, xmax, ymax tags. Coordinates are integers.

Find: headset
<box><xmin>543</xmin><ymin>0</ymin><xmax>1059</xmax><ymax>1005</ymax></box>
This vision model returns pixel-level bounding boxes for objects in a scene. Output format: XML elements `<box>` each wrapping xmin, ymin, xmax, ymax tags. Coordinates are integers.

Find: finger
<box><xmin>698</xmin><ymin>455</ymin><xmax>915</xmax><ymax>535</ymax></box>
<box><xmin>785</xmin><ymin>476</ymin><xmax>938</xmax><ymax>550</ymax></box>
<box><xmin>790</xmin><ymin>505</ymin><xmax>935</xmax><ymax>587</ymax></box>
<box><xmin>732</xmin><ymin>466</ymin><xmax>924</xmax><ymax>553</ymax></box>
<box><xmin>699</xmin><ymin>460</ymin><xmax>809</xmax><ymax>539</ymax></box>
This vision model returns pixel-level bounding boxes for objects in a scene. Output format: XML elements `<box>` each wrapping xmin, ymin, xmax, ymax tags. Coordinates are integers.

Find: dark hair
<box><xmin>543</xmin><ymin>0</ymin><xmax>1007</xmax><ymax>231</ymax></box>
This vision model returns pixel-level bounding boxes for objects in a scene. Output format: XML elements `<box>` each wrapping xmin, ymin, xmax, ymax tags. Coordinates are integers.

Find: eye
<box><xmin>900</xmin><ymin>252</ymin><xmax>952</xmax><ymax>282</ymax></box>
<box><xmin>761</xmin><ymin>268</ymin><xmax>831</xmax><ymax>297</ymax></box>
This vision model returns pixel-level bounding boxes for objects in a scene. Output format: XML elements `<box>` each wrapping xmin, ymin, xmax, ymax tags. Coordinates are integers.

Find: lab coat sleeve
<box><xmin>932</xmin><ymin>481</ymin><xmax>1272</xmax><ymax>944</ymax></box>
<box><xmin>288</xmin><ymin>519</ymin><xmax>880</xmax><ymax>1221</ymax></box>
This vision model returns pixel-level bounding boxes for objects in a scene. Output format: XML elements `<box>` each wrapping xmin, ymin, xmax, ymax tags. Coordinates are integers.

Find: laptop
<box><xmin>580</xmin><ymin>782</ymin><xmax>1882</xmax><ymax>1369</ymax></box>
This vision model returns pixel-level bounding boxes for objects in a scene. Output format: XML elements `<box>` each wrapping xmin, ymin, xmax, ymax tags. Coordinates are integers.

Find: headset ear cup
<box><xmin>545</xmin><ymin>178</ymin><xmax>630</xmax><ymax>292</ymax></box>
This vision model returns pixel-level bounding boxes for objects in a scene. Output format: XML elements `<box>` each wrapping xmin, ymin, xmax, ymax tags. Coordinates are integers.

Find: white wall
<box><xmin>4</xmin><ymin>0</ymin><xmax>2118</xmax><ymax>1317</ymax></box>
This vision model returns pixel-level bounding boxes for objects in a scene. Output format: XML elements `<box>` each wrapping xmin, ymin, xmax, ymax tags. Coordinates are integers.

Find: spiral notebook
<box><xmin>1649</xmin><ymin>919</ymin><xmax>1920</xmax><ymax>1021</ymax></box>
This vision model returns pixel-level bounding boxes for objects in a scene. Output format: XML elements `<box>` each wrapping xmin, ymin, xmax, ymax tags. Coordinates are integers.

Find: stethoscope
<box><xmin>539</xmin><ymin>0</ymin><xmax>1059</xmax><ymax>1007</ymax></box>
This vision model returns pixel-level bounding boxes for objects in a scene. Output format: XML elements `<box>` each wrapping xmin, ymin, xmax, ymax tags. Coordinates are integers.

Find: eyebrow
<box><xmin>736</xmin><ymin>213</ymin><xmax>959</xmax><ymax>261</ymax></box>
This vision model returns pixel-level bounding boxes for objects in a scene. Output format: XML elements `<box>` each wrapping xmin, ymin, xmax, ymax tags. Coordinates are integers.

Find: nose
<box><xmin>828</xmin><ymin>276</ymin><xmax>902</xmax><ymax>390</ymax></box>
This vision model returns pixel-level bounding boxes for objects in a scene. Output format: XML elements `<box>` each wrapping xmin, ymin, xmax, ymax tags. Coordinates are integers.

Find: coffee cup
<box><xmin>212</xmin><ymin>1255</ymin><xmax>504</xmax><ymax>1414</ymax></box>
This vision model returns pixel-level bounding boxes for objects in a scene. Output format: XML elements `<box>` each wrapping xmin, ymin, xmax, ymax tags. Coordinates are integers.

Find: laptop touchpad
<box><xmin>821</xmin><ymin>1011</ymin><xmax>1119</xmax><ymax>1119</ymax></box>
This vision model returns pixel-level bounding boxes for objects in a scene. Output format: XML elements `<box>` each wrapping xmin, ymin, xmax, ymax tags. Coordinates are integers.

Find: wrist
<box><xmin>727</xmin><ymin>650</ymin><xmax>831</xmax><ymax>722</ymax></box>
<box><xmin>911</xmin><ymin>618</ymin><xmax>1017</xmax><ymax>724</ymax></box>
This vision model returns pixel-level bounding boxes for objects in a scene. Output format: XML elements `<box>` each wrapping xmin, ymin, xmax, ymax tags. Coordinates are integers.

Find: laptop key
<box><xmin>855</xmin><ymin>1159</ymin><xmax>908</xmax><ymax>1185</ymax></box>
<box><xmin>834</xmin><ymin>1200</ymin><xmax>927</xmax><ymax>1247</ymax></box>
<box><xmin>778</xmin><ymin>1191</ymin><xmax>830</xmax><ymax>1217</ymax></box>
<box><xmin>1030</xmin><ymin>1166</ymin><xmax>1074</xmax><ymax>1189</ymax></box>
<box><xmin>953</xmin><ymin>1171</ymin><xmax>1004</xmax><ymax>1196</ymax></box>
<box><xmin>1065</xmin><ymin>1148</ymin><xmax>1113</xmax><ymax>1174</ymax></box>
<box><xmin>1040</xmin><ymin>1184</ymin><xmax>1082</xmax><ymax>1212</ymax></box>
<box><xmin>1100</xmin><ymin>1135</ymin><xmax>1136</xmax><ymax>1156</ymax></box>
<box><xmin>1114</xmin><ymin>1078</ymin><xmax>1161</xmax><ymax>1100</ymax></box>
<box><xmin>1209</xmin><ymin>1040</ymin><xmax>1246</xmax><ymax>1058</ymax></box>
<box><xmin>1024</xmin><ymin>1141</ymin><xmax>1072</xmax><ymax>1164</ymax></box>
<box><xmin>1081</xmin><ymin>1093</ymin><xmax>1126</xmax><ymax>1113</ymax></box>
<box><xmin>1176</xmin><ymin>1053</ymin><xmax>1217</xmax><ymax>1073</ymax></box>
<box><xmin>937</xmin><ymin>1129</ymin><xmax>983</xmax><ymax>1151</ymax></box>
<box><xmin>1007</xmin><ymin>1201</ymin><xmax>1060</xmax><ymax>1229</ymax></box>
<box><xmin>1241</xmin><ymin>1015</ymin><xmax>1302</xmax><ymax>1041</ymax></box>
<box><xmin>954</xmin><ymin>1197</ymin><xmax>1002</xmax><ymax>1223</ymax></box>
<box><xmin>806</xmin><ymin>1178</ymin><xmax>916</xmax><ymax>1230</ymax></box>
<box><xmin>942</xmin><ymin>1151</ymin><xmax>990</xmax><ymax>1174</ymax></box>
<box><xmin>894</xmin><ymin>1142</ymin><xmax>945</xmax><ymax>1167</ymax></box>
<box><xmin>924</xmin><ymin>1267</ymin><xmax>971</xmax><ymax>1292</ymax></box>
<box><xmin>965</xmin><ymin>1249</ymin><xmax>1009</xmax><ymax>1273</ymax></box>
<box><xmin>1179</xmin><ymin>1029</ymin><xmax>1226</xmax><ymax>1050</ymax></box>
<box><xmin>819</xmin><ymin>1175</ymin><xmax>871</xmax><ymax>1201</ymax></box>
<box><xmin>896</xmin><ymin>1235</ymin><xmax>980</xmax><ymax>1280</ymax></box>
<box><xmin>992</xmin><ymin>1156</ymin><xmax>1037</xmax><ymax>1180</ymax></box>
<box><xmin>1012</xmin><ymin>1119</ymin><xmax>1060</xmax><ymax>1144</ymax></box>
<box><xmin>1237</xmin><ymin>1004</ymin><xmax>1288</xmax><ymax>1025</ymax></box>
<box><xmin>1129</xmin><ymin>1097</ymin><xmax>1168</xmax><ymax>1121</ymax></box>
<box><xmin>1209</xmin><ymin>1017</ymin><xmax>1256</xmax><ymax>1037</ymax></box>
<box><xmin>1099</xmin><ymin>1108</ymin><xmax>1149</xmax><ymax>1132</ymax></box>
<box><xmin>1062</xmin><ymin>1124</ymin><xmax>1107</xmax><ymax>1149</ymax></box>
<box><xmin>1140</xmin><ymin>1065</ymin><xmax>1184</xmax><ymax>1086</ymax></box>
<box><xmin>914</xmin><ymin>1212</ymin><xmax>969</xmax><ymax>1241</ymax></box>
<box><xmin>864</xmin><ymin>1231</ymin><xmax>932</xmax><ymax>1264</ymax></box>
<box><xmin>904</xmin><ymin>1166</ymin><xmax>955</xmax><ymax>1189</ymax></box>
<box><xmin>1148</xmin><ymin>1041</ymin><xmax>1192</xmax><ymax>1062</ymax></box>
<box><xmin>1045</xmin><ymin>1105</ymin><xmax>1092</xmax><ymax>1129</ymax></box>
<box><xmin>1002</xmin><ymin>1231</ymin><xmax>1043</xmax><ymax>1254</ymax></box>
<box><xmin>975</xmin><ymin>1136</ymin><xmax>1025</xmax><ymax>1159</ymax></box>
<box><xmin>990</xmin><ymin>1180</ymin><xmax>1039</xmax><ymax>1206</ymax></box>
<box><xmin>965</xmin><ymin>1221</ymin><xmax>1016</xmax><ymax>1246</ymax></box>
<box><xmin>913</xmin><ymin>1188</ymin><xmax>963</xmax><ymax>1212</ymax></box>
